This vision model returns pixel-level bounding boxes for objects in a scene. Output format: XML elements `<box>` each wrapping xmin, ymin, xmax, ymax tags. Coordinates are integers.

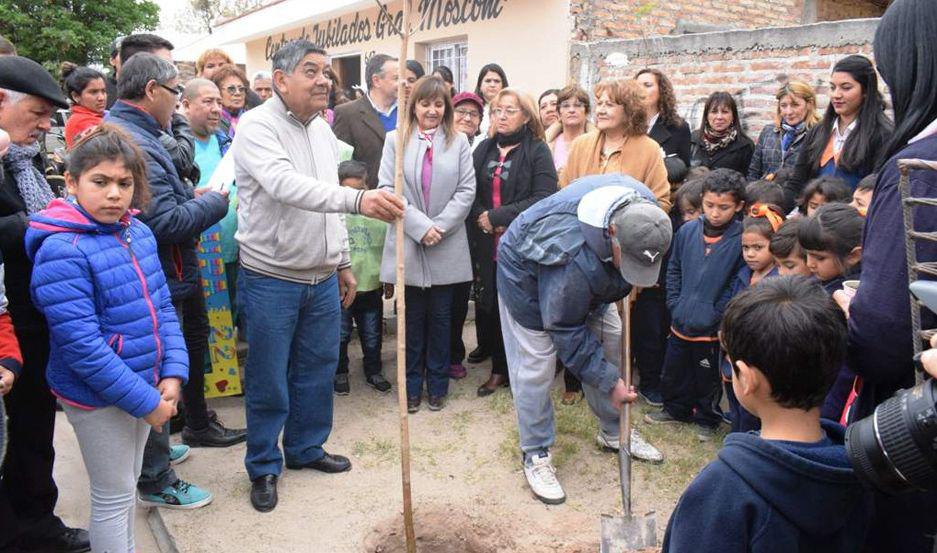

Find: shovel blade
<box><xmin>600</xmin><ymin>512</ymin><xmax>658</xmax><ymax>552</ymax></box>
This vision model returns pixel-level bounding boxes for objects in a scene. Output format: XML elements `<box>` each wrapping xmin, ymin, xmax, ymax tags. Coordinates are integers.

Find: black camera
<box><xmin>845</xmin><ymin>281</ymin><xmax>937</xmax><ymax>493</ymax></box>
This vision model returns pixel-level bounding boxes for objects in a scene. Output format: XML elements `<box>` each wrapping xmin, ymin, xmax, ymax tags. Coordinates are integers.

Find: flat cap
<box><xmin>0</xmin><ymin>56</ymin><xmax>69</xmax><ymax>109</ymax></box>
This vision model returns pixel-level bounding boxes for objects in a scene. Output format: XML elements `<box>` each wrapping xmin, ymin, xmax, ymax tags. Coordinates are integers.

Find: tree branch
<box><xmin>373</xmin><ymin>0</ymin><xmax>402</xmax><ymax>37</ymax></box>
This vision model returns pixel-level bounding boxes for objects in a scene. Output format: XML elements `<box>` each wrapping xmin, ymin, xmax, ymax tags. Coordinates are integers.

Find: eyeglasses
<box><xmin>559</xmin><ymin>101</ymin><xmax>585</xmax><ymax>110</ymax></box>
<box><xmin>158</xmin><ymin>83</ymin><xmax>184</xmax><ymax>98</ymax></box>
<box><xmin>491</xmin><ymin>107</ymin><xmax>522</xmax><ymax>118</ymax></box>
<box><xmin>224</xmin><ymin>85</ymin><xmax>247</xmax><ymax>95</ymax></box>
<box><xmin>454</xmin><ymin>108</ymin><xmax>480</xmax><ymax>121</ymax></box>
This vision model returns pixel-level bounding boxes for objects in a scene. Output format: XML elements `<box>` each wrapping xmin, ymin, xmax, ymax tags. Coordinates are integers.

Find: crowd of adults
<box><xmin>0</xmin><ymin>0</ymin><xmax>935</xmax><ymax>551</ymax></box>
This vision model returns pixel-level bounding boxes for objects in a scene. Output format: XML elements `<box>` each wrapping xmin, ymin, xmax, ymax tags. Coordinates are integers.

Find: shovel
<box><xmin>600</xmin><ymin>292</ymin><xmax>657</xmax><ymax>552</ymax></box>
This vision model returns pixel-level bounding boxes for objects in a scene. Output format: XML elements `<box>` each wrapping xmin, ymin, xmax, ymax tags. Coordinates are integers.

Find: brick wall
<box><xmin>570</xmin><ymin>0</ymin><xmax>888</xmax><ymax>41</ymax></box>
<box><xmin>570</xmin><ymin>19</ymin><xmax>882</xmax><ymax>141</ymax></box>
<box><xmin>817</xmin><ymin>0</ymin><xmax>887</xmax><ymax>21</ymax></box>
<box><xmin>571</xmin><ymin>0</ymin><xmax>804</xmax><ymax>41</ymax></box>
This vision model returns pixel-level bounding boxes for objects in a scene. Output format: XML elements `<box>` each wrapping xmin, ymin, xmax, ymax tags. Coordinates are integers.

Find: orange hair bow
<box><xmin>749</xmin><ymin>202</ymin><xmax>784</xmax><ymax>232</ymax></box>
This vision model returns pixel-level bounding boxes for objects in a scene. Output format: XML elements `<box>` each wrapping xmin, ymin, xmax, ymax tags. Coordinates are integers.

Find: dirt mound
<box><xmin>363</xmin><ymin>504</ymin><xmax>517</xmax><ymax>552</ymax></box>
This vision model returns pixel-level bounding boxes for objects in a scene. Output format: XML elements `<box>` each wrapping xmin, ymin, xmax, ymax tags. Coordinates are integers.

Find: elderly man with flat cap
<box><xmin>496</xmin><ymin>173</ymin><xmax>673</xmax><ymax>506</ymax></box>
<box><xmin>0</xmin><ymin>56</ymin><xmax>91</xmax><ymax>552</ymax></box>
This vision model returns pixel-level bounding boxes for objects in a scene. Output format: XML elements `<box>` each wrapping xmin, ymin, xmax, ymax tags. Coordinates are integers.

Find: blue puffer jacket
<box><xmin>26</xmin><ymin>199</ymin><xmax>188</xmax><ymax>418</ymax></box>
<box><xmin>497</xmin><ymin>174</ymin><xmax>661</xmax><ymax>394</ymax></box>
<box><xmin>106</xmin><ymin>101</ymin><xmax>228</xmax><ymax>301</ymax></box>
<box><xmin>666</xmin><ymin>217</ymin><xmax>744</xmax><ymax>338</ymax></box>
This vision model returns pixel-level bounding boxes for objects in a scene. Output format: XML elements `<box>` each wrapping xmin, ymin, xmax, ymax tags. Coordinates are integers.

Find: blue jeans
<box><xmin>404</xmin><ymin>285</ymin><xmax>453</xmax><ymax>399</ymax></box>
<box><xmin>337</xmin><ymin>290</ymin><xmax>383</xmax><ymax>377</ymax></box>
<box><xmin>239</xmin><ymin>269</ymin><xmax>340</xmax><ymax>480</ymax></box>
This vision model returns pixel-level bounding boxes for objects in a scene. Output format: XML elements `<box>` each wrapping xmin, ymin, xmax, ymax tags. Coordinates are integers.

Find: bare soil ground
<box><xmin>161</xmin><ymin>323</ymin><xmax>726</xmax><ymax>552</ymax></box>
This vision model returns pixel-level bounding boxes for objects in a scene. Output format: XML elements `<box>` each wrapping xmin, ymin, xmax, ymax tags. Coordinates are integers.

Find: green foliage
<box><xmin>0</xmin><ymin>0</ymin><xmax>160</xmax><ymax>74</ymax></box>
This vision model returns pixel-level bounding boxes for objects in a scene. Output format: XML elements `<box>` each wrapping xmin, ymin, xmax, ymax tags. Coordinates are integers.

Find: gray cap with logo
<box><xmin>610</xmin><ymin>201</ymin><xmax>673</xmax><ymax>287</ymax></box>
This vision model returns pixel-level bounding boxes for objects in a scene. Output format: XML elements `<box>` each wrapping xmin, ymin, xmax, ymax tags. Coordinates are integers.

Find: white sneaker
<box><xmin>523</xmin><ymin>452</ymin><xmax>566</xmax><ymax>505</ymax></box>
<box><xmin>596</xmin><ymin>429</ymin><xmax>664</xmax><ymax>464</ymax></box>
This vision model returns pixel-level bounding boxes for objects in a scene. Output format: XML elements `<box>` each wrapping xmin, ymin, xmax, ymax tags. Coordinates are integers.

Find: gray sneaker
<box><xmin>596</xmin><ymin>429</ymin><xmax>664</xmax><ymax>464</ymax></box>
<box><xmin>644</xmin><ymin>410</ymin><xmax>680</xmax><ymax>425</ymax></box>
<box><xmin>696</xmin><ymin>425</ymin><xmax>717</xmax><ymax>442</ymax></box>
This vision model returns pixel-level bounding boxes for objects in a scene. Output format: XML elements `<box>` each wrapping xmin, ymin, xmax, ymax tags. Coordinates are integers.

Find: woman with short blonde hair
<box><xmin>748</xmin><ymin>80</ymin><xmax>821</xmax><ymax>180</ymax></box>
<box><xmin>560</xmin><ymin>78</ymin><xmax>670</xmax><ymax>210</ymax></box>
<box><xmin>487</xmin><ymin>88</ymin><xmax>544</xmax><ymax>140</ymax></box>
<box><xmin>545</xmin><ymin>85</ymin><xmax>595</xmax><ymax>178</ymax></box>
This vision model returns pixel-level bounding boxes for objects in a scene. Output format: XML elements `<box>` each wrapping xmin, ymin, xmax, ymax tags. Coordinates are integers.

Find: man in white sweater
<box><xmin>232</xmin><ymin>39</ymin><xmax>403</xmax><ymax>513</ymax></box>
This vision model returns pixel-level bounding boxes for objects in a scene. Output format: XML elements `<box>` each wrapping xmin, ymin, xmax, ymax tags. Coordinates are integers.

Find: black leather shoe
<box><xmin>286</xmin><ymin>452</ymin><xmax>352</xmax><ymax>473</ymax></box>
<box><xmin>477</xmin><ymin>373</ymin><xmax>509</xmax><ymax>397</ymax></box>
<box><xmin>182</xmin><ymin>415</ymin><xmax>247</xmax><ymax>448</ymax></box>
<box><xmin>250</xmin><ymin>475</ymin><xmax>278</xmax><ymax>513</ymax></box>
<box><xmin>21</xmin><ymin>527</ymin><xmax>91</xmax><ymax>553</ymax></box>
<box><xmin>467</xmin><ymin>347</ymin><xmax>490</xmax><ymax>364</ymax></box>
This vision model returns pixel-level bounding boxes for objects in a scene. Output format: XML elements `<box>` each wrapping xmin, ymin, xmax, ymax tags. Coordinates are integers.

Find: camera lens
<box><xmin>845</xmin><ymin>380</ymin><xmax>937</xmax><ymax>493</ymax></box>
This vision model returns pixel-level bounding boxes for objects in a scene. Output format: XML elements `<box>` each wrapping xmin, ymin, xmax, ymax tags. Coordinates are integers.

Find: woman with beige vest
<box><xmin>559</xmin><ymin>78</ymin><xmax>670</xmax><ymax>212</ymax></box>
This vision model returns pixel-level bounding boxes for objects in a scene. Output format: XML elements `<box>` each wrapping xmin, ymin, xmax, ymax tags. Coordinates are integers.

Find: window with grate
<box><xmin>426</xmin><ymin>40</ymin><xmax>468</xmax><ymax>93</ymax></box>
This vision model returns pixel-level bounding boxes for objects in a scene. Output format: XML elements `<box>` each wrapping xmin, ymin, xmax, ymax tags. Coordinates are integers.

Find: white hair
<box><xmin>252</xmin><ymin>70</ymin><xmax>271</xmax><ymax>84</ymax></box>
<box><xmin>0</xmin><ymin>88</ymin><xmax>26</xmax><ymax>106</ymax></box>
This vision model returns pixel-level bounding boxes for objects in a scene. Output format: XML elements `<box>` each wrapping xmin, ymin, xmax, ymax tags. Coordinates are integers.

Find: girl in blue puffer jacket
<box><xmin>26</xmin><ymin>125</ymin><xmax>188</xmax><ymax>553</ymax></box>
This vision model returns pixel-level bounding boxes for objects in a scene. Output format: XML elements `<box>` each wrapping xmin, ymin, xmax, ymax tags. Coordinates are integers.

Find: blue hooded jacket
<box><xmin>663</xmin><ymin>420</ymin><xmax>871</xmax><ymax>553</ymax></box>
<box><xmin>26</xmin><ymin>199</ymin><xmax>188</xmax><ymax>418</ymax></box>
<box><xmin>496</xmin><ymin>174</ymin><xmax>659</xmax><ymax>394</ymax></box>
<box><xmin>106</xmin><ymin>101</ymin><xmax>228</xmax><ymax>301</ymax></box>
<box><xmin>666</xmin><ymin>217</ymin><xmax>744</xmax><ymax>337</ymax></box>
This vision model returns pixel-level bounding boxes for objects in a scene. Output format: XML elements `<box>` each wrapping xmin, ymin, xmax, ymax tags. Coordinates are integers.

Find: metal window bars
<box><xmin>898</xmin><ymin>158</ymin><xmax>937</xmax><ymax>384</ymax></box>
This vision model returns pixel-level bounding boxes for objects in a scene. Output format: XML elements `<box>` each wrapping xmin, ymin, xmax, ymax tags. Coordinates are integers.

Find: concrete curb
<box><xmin>146</xmin><ymin>508</ymin><xmax>180</xmax><ymax>553</ymax></box>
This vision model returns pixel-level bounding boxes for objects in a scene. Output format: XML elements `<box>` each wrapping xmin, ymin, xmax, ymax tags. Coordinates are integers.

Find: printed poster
<box><xmin>197</xmin><ymin>224</ymin><xmax>242</xmax><ymax>398</ymax></box>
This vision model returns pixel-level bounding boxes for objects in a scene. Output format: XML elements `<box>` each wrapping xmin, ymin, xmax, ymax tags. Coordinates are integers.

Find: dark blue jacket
<box><xmin>848</xmin><ymin>135</ymin><xmax>937</xmax><ymax>419</ymax></box>
<box><xmin>26</xmin><ymin>199</ymin><xmax>188</xmax><ymax>418</ymax></box>
<box><xmin>662</xmin><ymin>420</ymin><xmax>871</xmax><ymax>553</ymax></box>
<box><xmin>666</xmin><ymin>218</ymin><xmax>743</xmax><ymax>338</ymax></box>
<box><xmin>105</xmin><ymin>101</ymin><xmax>228</xmax><ymax>301</ymax></box>
<box><xmin>497</xmin><ymin>174</ymin><xmax>659</xmax><ymax>393</ymax></box>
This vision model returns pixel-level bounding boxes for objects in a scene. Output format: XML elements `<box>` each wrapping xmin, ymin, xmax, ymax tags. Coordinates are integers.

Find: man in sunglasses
<box><xmin>107</xmin><ymin>52</ymin><xmax>241</xmax><ymax>511</ymax></box>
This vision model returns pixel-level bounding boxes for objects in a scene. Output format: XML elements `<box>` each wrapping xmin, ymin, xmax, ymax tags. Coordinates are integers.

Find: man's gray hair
<box><xmin>0</xmin><ymin>88</ymin><xmax>25</xmax><ymax>106</ymax></box>
<box><xmin>118</xmin><ymin>52</ymin><xmax>178</xmax><ymax>101</ymax></box>
<box><xmin>252</xmin><ymin>70</ymin><xmax>271</xmax><ymax>84</ymax></box>
<box><xmin>271</xmin><ymin>40</ymin><xmax>327</xmax><ymax>75</ymax></box>
<box><xmin>183</xmin><ymin>78</ymin><xmax>217</xmax><ymax>102</ymax></box>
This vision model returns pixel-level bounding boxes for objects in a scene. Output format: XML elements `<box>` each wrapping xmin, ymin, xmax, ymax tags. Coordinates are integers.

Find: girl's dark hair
<box><xmin>60</xmin><ymin>62</ymin><xmax>105</xmax><ymax>105</ymax></box>
<box><xmin>770</xmin><ymin>218</ymin><xmax>805</xmax><ymax>259</ymax></box>
<box><xmin>474</xmin><ymin>63</ymin><xmax>508</xmax><ymax>101</ymax></box>
<box><xmin>701</xmin><ymin>91</ymin><xmax>746</xmax><ymax>138</ymax></box>
<box><xmin>674</xmin><ymin>176</ymin><xmax>705</xmax><ymax>212</ymax></box>
<box><xmin>746</xmin><ymin>180</ymin><xmax>785</xmax><ymax>207</ymax></box>
<box><xmin>804</xmin><ymin>55</ymin><xmax>893</xmax><ymax>175</ymax></box>
<box><xmin>799</xmin><ymin>176</ymin><xmax>852</xmax><ymax>213</ymax></box>
<box><xmin>67</xmin><ymin>124</ymin><xmax>151</xmax><ymax>210</ymax></box>
<box><xmin>538</xmin><ymin>89</ymin><xmax>559</xmax><ymax>105</ymax></box>
<box><xmin>432</xmin><ymin>65</ymin><xmax>454</xmax><ymax>85</ymax></box>
<box><xmin>856</xmin><ymin>172</ymin><xmax>877</xmax><ymax>192</ymax></box>
<box><xmin>797</xmin><ymin>203</ymin><xmax>864</xmax><ymax>260</ymax></box>
<box><xmin>743</xmin><ymin>204</ymin><xmax>784</xmax><ymax>240</ymax></box>
<box><xmin>635</xmin><ymin>68</ymin><xmax>684</xmax><ymax>127</ymax></box>
<box><xmin>874</xmin><ymin>0</ymin><xmax>937</xmax><ymax>162</ymax></box>
<box><xmin>406</xmin><ymin>59</ymin><xmax>425</xmax><ymax>79</ymax></box>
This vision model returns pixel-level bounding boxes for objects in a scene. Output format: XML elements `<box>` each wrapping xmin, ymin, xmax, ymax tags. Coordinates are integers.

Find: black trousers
<box><xmin>630</xmin><ymin>288</ymin><xmax>670</xmax><ymax>394</ymax></box>
<box><xmin>476</xmin><ymin>298</ymin><xmax>508</xmax><ymax>377</ymax></box>
<box><xmin>660</xmin><ymin>335</ymin><xmax>722</xmax><ymax>428</ymax></box>
<box><xmin>0</xmin><ymin>325</ymin><xmax>66</xmax><ymax>549</ymax></box>
<box><xmin>138</xmin><ymin>292</ymin><xmax>211</xmax><ymax>494</ymax></box>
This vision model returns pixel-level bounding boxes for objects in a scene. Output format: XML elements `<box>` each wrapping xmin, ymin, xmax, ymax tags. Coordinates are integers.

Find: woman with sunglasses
<box><xmin>210</xmin><ymin>64</ymin><xmax>250</xmax><ymax>140</ymax></box>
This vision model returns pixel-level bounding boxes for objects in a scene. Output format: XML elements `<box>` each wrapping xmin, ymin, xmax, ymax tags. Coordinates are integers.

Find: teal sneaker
<box><xmin>139</xmin><ymin>479</ymin><xmax>213</xmax><ymax>510</ymax></box>
<box><xmin>169</xmin><ymin>444</ymin><xmax>190</xmax><ymax>465</ymax></box>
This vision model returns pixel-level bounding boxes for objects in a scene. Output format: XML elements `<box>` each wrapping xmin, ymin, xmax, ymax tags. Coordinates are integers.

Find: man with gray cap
<box><xmin>496</xmin><ymin>173</ymin><xmax>673</xmax><ymax>505</ymax></box>
<box><xmin>0</xmin><ymin>56</ymin><xmax>91</xmax><ymax>552</ymax></box>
